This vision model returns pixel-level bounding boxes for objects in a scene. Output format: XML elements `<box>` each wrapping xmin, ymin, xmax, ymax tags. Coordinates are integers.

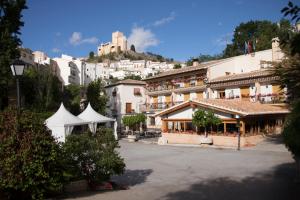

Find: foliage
<box><xmin>192</xmin><ymin>109</ymin><xmax>209</xmax><ymax>134</ymax></box>
<box><xmin>282</xmin><ymin>101</ymin><xmax>300</xmax><ymax>158</ymax></box>
<box><xmin>281</xmin><ymin>1</ymin><xmax>300</xmax><ymax>23</ymax></box>
<box><xmin>87</xmin><ymin>50</ymin><xmax>174</xmax><ymax>63</ymax></box>
<box><xmin>130</xmin><ymin>44</ymin><xmax>136</xmax><ymax>52</ymax></box>
<box><xmin>223</xmin><ymin>20</ymin><xmax>292</xmax><ymax>58</ymax></box>
<box><xmin>206</xmin><ymin>110</ymin><xmax>222</xmax><ymax>128</ymax></box>
<box><xmin>0</xmin><ymin>0</ymin><xmax>27</xmax><ymax>110</ymax></box>
<box><xmin>192</xmin><ymin>109</ymin><xmax>221</xmax><ymax>136</ymax></box>
<box><xmin>0</xmin><ymin>108</ymin><xmax>64</xmax><ymax>199</ymax></box>
<box><xmin>22</xmin><ymin>67</ymin><xmax>63</xmax><ymax>112</ymax></box>
<box><xmin>86</xmin><ymin>78</ymin><xmax>108</xmax><ymax>115</ymax></box>
<box><xmin>88</xmin><ymin>51</ymin><xmax>95</xmax><ymax>59</ymax></box>
<box><xmin>63</xmin><ymin>128</ymin><xmax>125</xmax><ymax>183</ymax></box>
<box><xmin>63</xmin><ymin>84</ymin><xmax>83</xmax><ymax>115</ymax></box>
<box><xmin>275</xmin><ymin>1</ymin><xmax>300</xmax><ymax>160</ymax></box>
<box><xmin>186</xmin><ymin>54</ymin><xmax>222</xmax><ymax>66</ymax></box>
<box><xmin>122</xmin><ymin>113</ymin><xmax>146</xmax><ymax>130</ymax></box>
<box><xmin>173</xmin><ymin>63</ymin><xmax>182</xmax><ymax>69</ymax></box>
<box><xmin>123</xmin><ymin>74</ymin><xmax>142</xmax><ymax>80</ymax></box>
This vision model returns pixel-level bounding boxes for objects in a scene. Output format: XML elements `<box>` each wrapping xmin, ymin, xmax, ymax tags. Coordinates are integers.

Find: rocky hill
<box><xmin>86</xmin><ymin>50</ymin><xmax>175</xmax><ymax>63</ymax></box>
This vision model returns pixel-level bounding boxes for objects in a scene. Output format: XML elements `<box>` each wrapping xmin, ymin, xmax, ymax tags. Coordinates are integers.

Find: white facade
<box><xmin>225</xmin><ymin>88</ymin><xmax>241</xmax><ymax>99</ymax></box>
<box><xmin>53</xmin><ymin>54</ymin><xmax>85</xmax><ymax>85</ymax></box>
<box><xmin>84</xmin><ymin>62</ymin><xmax>112</xmax><ymax>85</ymax></box>
<box><xmin>33</xmin><ymin>51</ymin><xmax>50</xmax><ymax>65</ymax></box>
<box><xmin>207</xmin><ymin>49</ymin><xmax>282</xmax><ymax>80</ymax></box>
<box><xmin>105</xmin><ymin>82</ymin><xmax>146</xmax><ymax>126</ymax></box>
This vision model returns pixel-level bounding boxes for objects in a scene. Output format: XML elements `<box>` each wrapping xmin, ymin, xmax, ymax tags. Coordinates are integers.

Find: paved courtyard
<box><xmin>65</xmin><ymin>138</ymin><xmax>299</xmax><ymax>200</ymax></box>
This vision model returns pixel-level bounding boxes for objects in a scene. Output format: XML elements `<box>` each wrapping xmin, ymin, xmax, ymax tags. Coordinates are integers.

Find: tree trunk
<box><xmin>205</xmin><ymin>127</ymin><xmax>207</xmax><ymax>137</ymax></box>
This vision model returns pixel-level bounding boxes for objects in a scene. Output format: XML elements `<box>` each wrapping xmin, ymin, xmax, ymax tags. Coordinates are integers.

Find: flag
<box><xmin>248</xmin><ymin>41</ymin><xmax>252</xmax><ymax>53</ymax></box>
<box><xmin>244</xmin><ymin>41</ymin><xmax>248</xmax><ymax>54</ymax></box>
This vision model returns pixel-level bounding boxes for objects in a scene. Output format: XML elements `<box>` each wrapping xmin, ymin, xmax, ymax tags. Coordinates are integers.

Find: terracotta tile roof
<box><xmin>208</xmin><ymin>69</ymin><xmax>275</xmax><ymax>83</ymax></box>
<box><xmin>144</xmin><ymin>60</ymin><xmax>225</xmax><ymax>81</ymax></box>
<box><xmin>155</xmin><ymin>99</ymin><xmax>289</xmax><ymax>117</ymax></box>
<box><xmin>105</xmin><ymin>79</ymin><xmax>146</xmax><ymax>88</ymax></box>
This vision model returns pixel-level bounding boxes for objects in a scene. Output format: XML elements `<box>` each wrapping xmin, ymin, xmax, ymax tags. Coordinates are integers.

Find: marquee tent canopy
<box><xmin>45</xmin><ymin>103</ymin><xmax>88</xmax><ymax>142</ymax></box>
<box><xmin>77</xmin><ymin>103</ymin><xmax>118</xmax><ymax>139</ymax></box>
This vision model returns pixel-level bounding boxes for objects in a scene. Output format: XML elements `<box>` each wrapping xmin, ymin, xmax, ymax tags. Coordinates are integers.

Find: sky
<box><xmin>20</xmin><ymin>0</ymin><xmax>290</xmax><ymax>61</ymax></box>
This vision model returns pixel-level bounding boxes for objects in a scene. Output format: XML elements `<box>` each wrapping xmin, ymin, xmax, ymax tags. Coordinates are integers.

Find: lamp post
<box><xmin>10</xmin><ymin>60</ymin><xmax>26</xmax><ymax>114</ymax></box>
<box><xmin>235</xmin><ymin>114</ymin><xmax>241</xmax><ymax>151</ymax></box>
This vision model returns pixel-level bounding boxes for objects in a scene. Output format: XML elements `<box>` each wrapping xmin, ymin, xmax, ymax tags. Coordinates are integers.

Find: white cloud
<box><xmin>52</xmin><ymin>48</ymin><xmax>61</xmax><ymax>53</ymax></box>
<box><xmin>128</xmin><ymin>26</ymin><xmax>159</xmax><ymax>52</ymax></box>
<box><xmin>153</xmin><ymin>12</ymin><xmax>176</xmax><ymax>27</ymax></box>
<box><xmin>69</xmin><ymin>32</ymin><xmax>99</xmax><ymax>46</ymax></box>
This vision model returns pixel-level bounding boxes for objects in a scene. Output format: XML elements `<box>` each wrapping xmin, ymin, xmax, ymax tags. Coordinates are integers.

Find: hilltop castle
<box><xmin>97</xmin><ymin>31</ymin><xmax>127</xmax><ymax>56</ymax></box>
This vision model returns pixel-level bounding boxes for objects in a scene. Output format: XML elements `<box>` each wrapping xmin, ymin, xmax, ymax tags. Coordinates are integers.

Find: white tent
<box><xmin>45</xmin><ymin>103</ymin><xmax>88</xmax><ymax>142</ymax></box>
<box><xmin>77</xmin><ymin>103</ymin><xmax>118</xmax><ymax>140</ymax></box>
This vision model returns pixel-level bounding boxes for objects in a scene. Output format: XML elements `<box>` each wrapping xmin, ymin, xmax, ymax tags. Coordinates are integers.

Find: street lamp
<box><xmin>235</xmin><ymin>114</ymin><xmax>241</xmax><ymax>151</ymax></box>
<box><xmin>10</xmin><ymin>59</ymin><xmax>26</xmax><ymax>114</ymax></box>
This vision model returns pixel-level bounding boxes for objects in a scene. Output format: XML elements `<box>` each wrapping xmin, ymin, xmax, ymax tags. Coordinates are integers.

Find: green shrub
<box><xmin>63</xmin><ymin>128</ymin><xmax>125</xmax><ymax>183</ymax></box>
<box><xmin>0</xmin><ymin>108</ymin><xmax>65</xmax><ymax>200</ymax></box>
<box><xmin>122</xmin><ymin>113</ymin><xmax>146</xmax><ymax>130</ymax></box>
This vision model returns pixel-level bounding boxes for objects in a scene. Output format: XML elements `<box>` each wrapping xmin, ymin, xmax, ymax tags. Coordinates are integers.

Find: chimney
<box><xmin>192</xmin><ymin>61</ymin><xmax>199</xmax><ymax>67</ymax></box>
<box><xmin>272</xmin><ymin>37</ymin><xmax>281</xmax><ymax>62</ymax></box>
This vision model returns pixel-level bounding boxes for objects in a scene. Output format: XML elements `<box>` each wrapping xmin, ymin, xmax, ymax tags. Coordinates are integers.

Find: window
<box><xmin>112</xmin><ymin>88</ymin><xmax>117</xmax><ymax>96</ymax></box>
<box><xmin>150</xmin><ymin>117</ymin><xmax>155</xmax><ymax>126</ymax></box>
<box><xmin>134</xmin><ymin>88</ymin><xmax>141</xmax><ymax>96</ymax></box>
<box><xmin>190</xmin><ymin>80</ymin><xmax>196</xmax><ymax>87</ymax></box>
<box><xmin>126</xmin><ymin>103</ymin><xmax>132</xmax><ymax>113</ymax></box>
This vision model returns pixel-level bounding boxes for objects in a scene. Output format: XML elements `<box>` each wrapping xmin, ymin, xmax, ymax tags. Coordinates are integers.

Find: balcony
<box><xmin>140</xmin><ymin>101</ymin><xmax>184</xmax><ymax>112</ymax></box>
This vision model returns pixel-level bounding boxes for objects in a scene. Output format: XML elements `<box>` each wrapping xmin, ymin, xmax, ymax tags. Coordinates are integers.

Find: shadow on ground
<box><xmin>161</xmin><ymin>162</ymin><xmax>299</xmax><ymax>200</ymax></box>
<box><xmin>59</xmin><ymin>169</ymin><xmax>153</xmax><ymax>199</ymax></box>
<box><xmin>111</xmin><ymin>169</ymin><xmax>153</xmax><ymax>186</ymax></box>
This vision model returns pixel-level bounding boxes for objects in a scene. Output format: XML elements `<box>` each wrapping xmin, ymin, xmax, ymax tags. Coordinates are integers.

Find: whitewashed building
<box><xmin>53</xmin><ymin>54</ymin><xmax>85</xmax><ymax>85</ymax></box>
<box><xmin>105</xmin><ymin>79</ymin><xmax>146</xmax><ymax>128</ymax></box>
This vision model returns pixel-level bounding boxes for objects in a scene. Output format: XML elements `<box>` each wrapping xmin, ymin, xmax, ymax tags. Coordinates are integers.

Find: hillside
<box><xmin>86</xmin><ymin>50</ymin><xmax>175</xmax><ymax>63</ymax></box>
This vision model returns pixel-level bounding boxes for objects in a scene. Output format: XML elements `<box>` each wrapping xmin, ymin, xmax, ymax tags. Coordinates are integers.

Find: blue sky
<box><xmin>20</xmin><ymin>0</ymin><xmax>289</xmax><ymax>61</ymax></box>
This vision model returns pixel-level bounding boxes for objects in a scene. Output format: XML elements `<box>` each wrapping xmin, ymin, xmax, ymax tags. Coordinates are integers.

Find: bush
<box><xmin>282</xmin><ymin>101</ymin><xmax>300</xmax><ymax>158</ymax></box>
<box><xmin>122</xmin><ymin>113</ymin><xmax>146</xmax><ymax>131</ymax></box>
<box><xmin>63</xmin><ymin>128</ymin><xmax>125</xmax><ymax>184</ymax></box>
<box><xmin>0</xmin><ymin>108</ymin><xmax>65</xmax><ymax>200</ymax></box>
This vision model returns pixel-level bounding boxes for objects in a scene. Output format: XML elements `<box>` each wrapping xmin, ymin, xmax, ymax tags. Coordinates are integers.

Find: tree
<box><xmin>192</xmin><ymin>109</ymin><xmax>221</xmax><ymax>137</ymax></box>
<box><xmin>206</xmin><ymin>110</ymin><xmax>222</xmax><ymax>133</ymax></box>
<box><xmin>222</xmin><ymin>20</ymin><xmax>291</xmax><ymax>58</ymax></box>
<box><xmin>0</xmin><ymin>0</ymin><xmax>27</xmax><ymax>110</ymax></box>
<box><xmin>130</xmin><ymin>44</ymin><xmax>136</xmax><ymax>52</ymax></box>
<box><xmin>123</xmin><ymin>74</ymin><xmax>142</xmax><ymax>80</ymax></box>
<box><xmin>186</xmin><ymin>54</ymin><xmax>222</xmax><ymax>66</ymax></box>
<box><xmin>192</xmin><ymin>109</ymin><xmax>209</xmax><ymax>137</ymax></box>
<box><xmin>22</xmin><ymin>67</ymin><xmax>63</xmax><ymax>112</ymax></box>
<box><xmin>89</xmin><ymin>51</ymin><xmax>95</xmax><ymax>59</ymax></box>
<box><xmin>63</xmin><ymin>84</ymin><xmax>82</xmax><ymax>115</ymax></box>
<box><xmin>274</xmin><ymin>1</ymin><xmax>300</xmax><ymax>180</ymax></box>
<box><xmin>86</xmin><ymin>78</ymin><xmax>108</xmax><ymax>115</ymax></box>
<box><xmin>173</xmin><ymin>63</ymin><xmax>181</xmax><ymax>69</ymax></box>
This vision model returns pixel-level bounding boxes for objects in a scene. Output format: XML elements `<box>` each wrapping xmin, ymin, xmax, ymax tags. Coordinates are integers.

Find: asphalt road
<box><xmin>64</xmin><ymin>138</ymin><xmax>299</xmax><ymax>200</ymax></box>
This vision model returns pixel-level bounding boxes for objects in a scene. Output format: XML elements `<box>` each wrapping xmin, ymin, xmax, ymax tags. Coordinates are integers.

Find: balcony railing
<box><xmin>140</xmin><ymin>101</ymin><xmax>184</xmax><ymax>112</ymax></box>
